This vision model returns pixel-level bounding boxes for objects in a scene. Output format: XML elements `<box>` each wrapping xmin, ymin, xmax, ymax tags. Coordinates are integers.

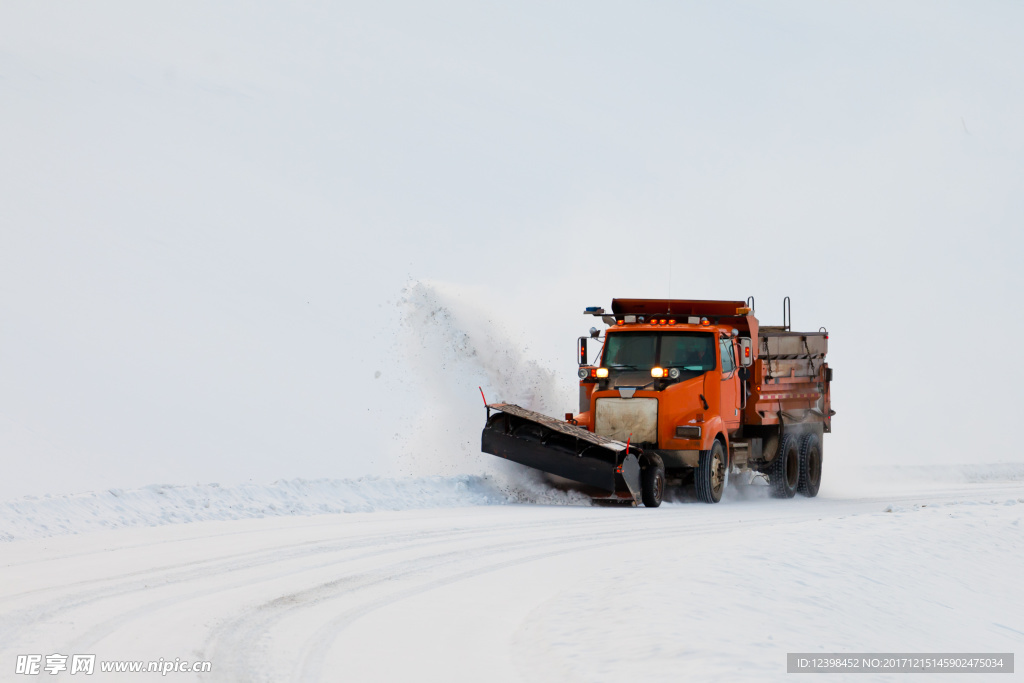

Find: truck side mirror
<box><xmin>738</xmin><ymin>338</ymin><xmax>753</xmax><ymax>367</ymax></box>
<box><xmin>578</xmin><ymin>337</ymin><xmax>587</xmax><ymax>365</ymax></box>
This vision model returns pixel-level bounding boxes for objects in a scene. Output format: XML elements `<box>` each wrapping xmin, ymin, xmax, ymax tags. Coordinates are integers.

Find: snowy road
<box><xmin>2</xmin><ymin>482</ymin><xmax>1022</xmax><ymax>682</ymax></box>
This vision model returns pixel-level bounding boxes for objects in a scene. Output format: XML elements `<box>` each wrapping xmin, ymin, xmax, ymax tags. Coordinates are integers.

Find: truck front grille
<box><xmin>595</xmin><ymin>398</ymin><xmax>658</xmax><ymax>444</ymax></box>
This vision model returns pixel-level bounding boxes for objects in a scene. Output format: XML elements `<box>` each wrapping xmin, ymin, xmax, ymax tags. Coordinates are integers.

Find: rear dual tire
<box><xmin>798</xmin><ymin>433</ymin><xmax>822</xmax><ymax>497</ymax></box>
<box><xmin>769</xmin><ymin>434</ymin><xmax>800</xmax><ymax>498</ymax></box>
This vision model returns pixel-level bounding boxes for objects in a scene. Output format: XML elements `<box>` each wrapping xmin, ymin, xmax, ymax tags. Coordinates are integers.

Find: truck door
<box><xmin>719</xmin><ymin>337</ymin><xmax>741</xmax><ymax>430</ymax></box>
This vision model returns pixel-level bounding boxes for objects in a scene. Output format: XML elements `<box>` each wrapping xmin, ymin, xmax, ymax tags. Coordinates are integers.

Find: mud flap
<box><xmin>481</xmin><ymin>403</ymin><xmax>631</xmax><ymax>494</ymax></box>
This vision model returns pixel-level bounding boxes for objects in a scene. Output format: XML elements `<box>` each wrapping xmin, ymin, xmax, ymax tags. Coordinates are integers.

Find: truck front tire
<box><xmin>641</xmin><ymin>461</ymin><xmax>665</xmax><ymax>508</ymax></box>
<box><xmin>769</xmin><ymin>433</ymin><xmax>800</xmax><ymax>498</ymax></box>
<box><xmin>695</xmin><ymin>440</ymin><xmax>728</xmax><ymax>503</ymax></box>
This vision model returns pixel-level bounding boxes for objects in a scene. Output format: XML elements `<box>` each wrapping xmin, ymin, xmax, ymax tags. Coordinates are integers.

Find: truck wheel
<box><xmin>769</xmin><ymin>434</ymin><xmax>799</xmax><ymax>498</ymax></box>
<box><xmin>641</xmin><ymin>462</ymin><xmax>665</xmax><ymax>508</ymax></box>
<box><xmin>695</xmin><ymin>440</ymin><xmax>728</xmax><ymax>503</ymax></box>
<box><xmin>798</xmin><ymin>433</ymin><xmax>822</xmax><ymax>497</ymax></box>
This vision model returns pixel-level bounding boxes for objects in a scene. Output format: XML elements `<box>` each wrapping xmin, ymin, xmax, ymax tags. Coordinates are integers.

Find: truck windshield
<box><xmin>604</xmin><ymin>332</ymin><xmax>716</xmax><ymax>372</ymax></box>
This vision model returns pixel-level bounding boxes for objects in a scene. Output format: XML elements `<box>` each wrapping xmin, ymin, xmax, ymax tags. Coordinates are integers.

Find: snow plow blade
<box><xmin>481</xmin><ymin>403</ymin><xmax>641</xmax><ymax>499</ymax></box>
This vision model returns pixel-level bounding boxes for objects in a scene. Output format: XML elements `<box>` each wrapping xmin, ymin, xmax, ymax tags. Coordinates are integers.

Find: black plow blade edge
<box><xmin>481</xmin><ymin>405</ymin><xmax>624</xmax><ymax>493</ymax></box>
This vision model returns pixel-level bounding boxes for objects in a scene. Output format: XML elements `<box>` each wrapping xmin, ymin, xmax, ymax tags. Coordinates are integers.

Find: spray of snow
<box><xmin>389</xmin><ymin>280</ymin><xmax>585</xmax><ymax>503</ymax></box>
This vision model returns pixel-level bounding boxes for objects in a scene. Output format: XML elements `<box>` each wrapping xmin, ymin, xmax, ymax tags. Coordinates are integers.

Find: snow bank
<box><xmin>0</xmin><ymin>475</ymin><xmax>589</xmax><ymax>542</ymax></box>
<box><xmin>825</xmin><ymin>461</ymin><xmax>1024</xmax><ymax>498</ymax></box>
<box><xmin>885</xmin><ymin>462</ymin><xmax>1024</xmax><ymax>483</ymax></box>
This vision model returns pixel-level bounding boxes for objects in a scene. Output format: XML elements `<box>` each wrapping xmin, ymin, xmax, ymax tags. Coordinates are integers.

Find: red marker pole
<box><xmin>479</xmin><ymin>386</ymin><xmax>488</xmax><ymax>406</ymax></box>
<box><xmin>616</xmin><ymin>433</ymin><xmax>635</xmax><ymax>475</ymax></box>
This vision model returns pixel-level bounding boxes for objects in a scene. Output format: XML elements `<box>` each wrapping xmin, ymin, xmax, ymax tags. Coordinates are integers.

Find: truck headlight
<box><xmin>578</xmin><ymin>368</ymin><xmax>589</xmax><ymax>379</ymax></box>
<box><xmin>650</xmin><ymin>367</ymin><xmax>665</xmax><ymax>378</ymax></box>
<box><xmin>595</xmin><ymin>368</ymin><xmax>609</xmax><ymax>378</ymax></box>
<box><xmin>668</xmin><ymin>368</ymin><xmax>681</xmax><ymax>379</ymax></box>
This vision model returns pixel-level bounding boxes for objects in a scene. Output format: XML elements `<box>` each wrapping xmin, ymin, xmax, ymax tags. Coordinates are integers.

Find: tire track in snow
<box><xmin>5</xmin><ymin>514</ymin><xmax>649</xmax><ymax>668</ymax></box>
<box><xmin>2</xmin><ymin>516</ymin><xmax>604</xmax><ymax>660</ymax></box>
<box><xmin>205</xmin><ymin>513</ymin><xmax>797</xmax><ymax>682</ymax></box>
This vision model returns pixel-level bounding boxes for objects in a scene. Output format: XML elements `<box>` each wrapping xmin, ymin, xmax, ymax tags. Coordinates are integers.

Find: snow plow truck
<box><xmin>481</xmin><ymin>298</ymin><xmax>834</xmax><ymax>507</ymax></box>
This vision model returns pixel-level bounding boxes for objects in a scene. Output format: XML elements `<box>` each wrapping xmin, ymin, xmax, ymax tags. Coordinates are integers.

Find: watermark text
<box><xmin>16</xmin><ymin>654</ymin><xmax>211</xmax><ymax>676</ymax></box>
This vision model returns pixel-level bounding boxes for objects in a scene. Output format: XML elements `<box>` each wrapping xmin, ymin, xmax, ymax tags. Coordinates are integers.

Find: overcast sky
<box><xmin>2</xmin><ymin>1</ymin><xmax>1022</xmax><ymax>499</ymax></box>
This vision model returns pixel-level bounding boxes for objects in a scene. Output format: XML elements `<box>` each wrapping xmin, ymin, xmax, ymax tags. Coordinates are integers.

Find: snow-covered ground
<box><xmin>2</xmin><ymin>472</ymin><xmax>1021</xmax><ymax>682</ymax></box>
